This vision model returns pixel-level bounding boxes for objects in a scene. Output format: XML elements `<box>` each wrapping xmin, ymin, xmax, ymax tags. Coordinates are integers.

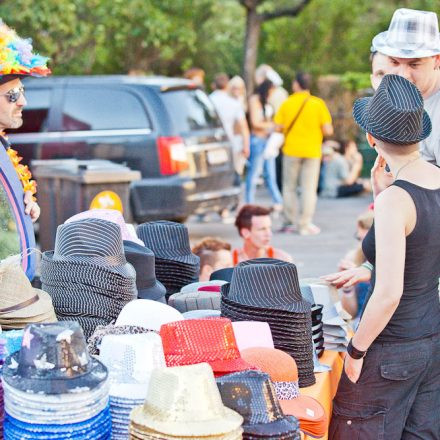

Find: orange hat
<box><xmin>241</xmin><ymin>347</ymin><xmax>327</xmax><ymax>438</ymax></box>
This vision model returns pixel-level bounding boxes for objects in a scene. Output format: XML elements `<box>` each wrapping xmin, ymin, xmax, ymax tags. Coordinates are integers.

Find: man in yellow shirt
<box><xmin>274</xmin><ymin>73</ymin><xmax>333</xmax><ymax>235</ymax></box>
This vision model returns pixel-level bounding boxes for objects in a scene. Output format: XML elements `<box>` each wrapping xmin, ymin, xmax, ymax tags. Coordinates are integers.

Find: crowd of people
<box><xmin>0</xmin><ymin>5</ymin><xmax>439</xmax><ymax>440</ymax></box>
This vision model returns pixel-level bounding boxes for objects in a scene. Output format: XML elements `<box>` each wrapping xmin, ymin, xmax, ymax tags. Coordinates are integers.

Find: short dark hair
<box><xmin>370</xmin><ymin>51</ymin><xmax>377</xmax><ymax>63</ymax></box>
<box><xmin>295</xmin><ymin>72</ymin><xmax>311</xmax><ymax>90</ymax></box>
<box><xmin>192</xmin><ymin>237</ymin><xmax>231</xmax><ymax>268</ymax></box>
<box><xmin>214</xmin><ymin>73</ymin><xmax>230</xmax><ymax>90</ymax></box>
<box><xmin>235</xmin><ymin>204</ymin><xmax>271</xmax><ymax>237</ymax></box>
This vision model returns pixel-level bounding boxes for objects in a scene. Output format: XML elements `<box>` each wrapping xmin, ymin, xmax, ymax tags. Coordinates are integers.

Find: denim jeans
<box><xmin>329</xmin><ymin>332</ymin><xmax>440</xmax><ymax>439</ymax></box>
<box><xmin>245</xmin><ymin>135</ymin><xmax>282</xmax><ymax>204</ymax></box>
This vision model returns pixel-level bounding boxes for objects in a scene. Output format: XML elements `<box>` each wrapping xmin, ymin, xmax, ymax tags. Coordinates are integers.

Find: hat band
<box><xmin>274</xmin><ymin>380</ymin><xmax>299</xmax><ymax>400</ymax></box>
<box><xmin>0</xmin><ymin>293</ymin><xmax>39</xmax><ymax>314</ymax></box>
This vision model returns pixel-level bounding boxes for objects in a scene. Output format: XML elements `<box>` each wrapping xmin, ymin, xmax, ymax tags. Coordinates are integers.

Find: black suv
<box><xmin>8</xmin><ymin>75</ymin><xmax>240</xmax><ymax>222</ymax></box>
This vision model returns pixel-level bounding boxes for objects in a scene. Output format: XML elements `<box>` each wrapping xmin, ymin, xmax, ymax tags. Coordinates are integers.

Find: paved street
<box><xmin>187</xmin><ymin>190</ymin><xmax>372</xmax><ymax>279</ymax></box>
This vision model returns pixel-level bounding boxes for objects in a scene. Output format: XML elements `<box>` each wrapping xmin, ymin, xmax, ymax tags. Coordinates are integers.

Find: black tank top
<box><xmin>362</xmin><ymin>180</ymin><xmax>440</xmax><ymax>342</ymax></box>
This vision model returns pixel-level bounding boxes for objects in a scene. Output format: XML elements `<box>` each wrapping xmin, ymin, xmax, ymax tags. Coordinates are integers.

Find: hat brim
<box><xmin>137</xmin><ymin>280</ymin><xmax>166</xmax><ymax>301</ymax></box>
<box><xmin>2</xmin><ymin>353</ymin><xmax>108</xmax><ymax>395</ymax></box>
<box><xmin>372</xmin><ymin>31</ymin><xmax>440</xmax><ymax>58</ymax></box>
<box><xmin>130</xmin><ymin>405</ymin><xmax>243</xmax><ymax>437</ymax></box>
<box><xmin>243</xmin><ymin>415</ymin><xmax>299</xmax><ymax>437</ymax></box>
<box><xmin>0</xmin><ymin>288</ymin><xmax>54</xmax><ymax>320</ymax></box>
<box><xmin>279</xmin><ymin>395</ymin><xmax>325</xmax><ymax>423</ymax></box>
<box><xmin>353</xmin><ymin>96</ymin><xmax>432</xmax><ymax>145</ymax></box>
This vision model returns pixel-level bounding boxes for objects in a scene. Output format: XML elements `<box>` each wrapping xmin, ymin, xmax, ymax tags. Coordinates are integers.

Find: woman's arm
<box><xmin>248</xmin><ymin>95</ymin><xmax>274</xmax><ymax>132</ymax></box>
<box><xmin>345</xmin><ymin>186</ymin><xmax>415</xmax><ymax>382</ymax></box>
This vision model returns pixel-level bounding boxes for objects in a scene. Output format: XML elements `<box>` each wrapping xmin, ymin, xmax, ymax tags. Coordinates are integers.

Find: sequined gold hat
<box><xmin>129</xmin><ymin>363</ymin><xmax>243</xmax><ymax>437</ymax></box>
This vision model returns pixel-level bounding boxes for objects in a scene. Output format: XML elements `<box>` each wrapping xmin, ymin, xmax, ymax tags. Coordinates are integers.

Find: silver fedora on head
<box><xmin>372</xmin><ymin>8</ymin><xmax>440</xmax><ymax>58</ymax></box>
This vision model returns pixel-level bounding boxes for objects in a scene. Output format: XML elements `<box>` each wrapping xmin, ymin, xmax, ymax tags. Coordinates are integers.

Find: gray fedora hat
<box><xmin>372</xmin><ymin>8</ymin><xmax>440</xmax><ymax>58</ymax></box>
<box><xmin>353</xmin><ymin>74</ymin><xmax>431</xmax><ymax>145</ymax></box>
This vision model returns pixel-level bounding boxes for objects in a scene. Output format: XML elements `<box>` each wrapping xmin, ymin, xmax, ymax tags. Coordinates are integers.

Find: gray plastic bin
<box><xmin>32</xmin><ymin>159</ymin><xmax>140</xmax><ymax>251</ymax></box>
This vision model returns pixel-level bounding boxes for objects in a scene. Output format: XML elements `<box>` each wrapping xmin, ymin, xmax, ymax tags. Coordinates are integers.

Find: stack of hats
<box><xmin>99</xmin><ymin>333</ymin><xmax>165</xmax><ymax>440</ymax></box>
<box><xmin>65</xmin><ymin>209</ymin><xmax>144</xmax><ymax>246</ymax></box>
<box><xmin>160</xmin><ymin>317</ymin><xmax>255</xmax><ymax>376</ymax></box>
<box><xmin>2</xmin><ymin>322</ymin><xmax>111</xmax><ymax>439</ymax></box>
<box><xmin>40</xmin><ymin>218</ymin><xmax>138</xmax><ymax>338</ymax></box>
<box><xmin>168</xmin><ymin>280</ymin><xmax>226</xmax><ymax>313</ymax></box>
<box><xmin>129</xmin><ymin>363</ymin><xmax>243</xmax><ymax>439</ymax></box>
<box><xmin>0</xmin><ymin>260</ymin><xmax>56</xmax><ymax>329</ymax></box>
<box><xmin>305</xmin><ymin>282</ymin><xmax>349</xmax><ymax>351</ymax></box>
<box><xmin>123</xmin><ymin>241</ymin><xmax>166</xmax><ymax>302</ymax></box>
<box><xmin>216</xmin><ymin>370</ymin><xmax>301</xmax><ymax>439</ymax></box>
<box><xmin>136</xmin><ymin>221</ymin><xmax>200</xmax><ymax>296</ymax></box>
<box><xmin>221</xmin><ymin>259</ymin><xmax>315</xmax><ymax>387</ymax></box>
<box><xmin>241</xmin><ymin>348</ymin><xmax>327</xmax><ymax>438</ymax></box>
<box><xmin>299</xmin><ymin>284</ymin><xmax>325</xmax><ymax>358</ymax></box>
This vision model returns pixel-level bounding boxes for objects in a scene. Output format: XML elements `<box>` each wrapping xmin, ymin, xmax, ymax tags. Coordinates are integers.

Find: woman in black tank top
<box><xmin>328</xmin><ymin>75</ymin><xmax>440</xmax><ymax>439</ymax></box>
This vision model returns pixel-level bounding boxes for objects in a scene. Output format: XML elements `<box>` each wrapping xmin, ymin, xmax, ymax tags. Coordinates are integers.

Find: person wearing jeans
<box><xmin>245</xmin><ymin>79</ymin><xmax>283</xmax><ymax>209</ymax></box>
<box><xmin>245</xmin><ymin>134</ymin><xmax>282</xmax><ymax>205</ymax></box>
<box><xmin>274</xmin><ymin>72</ymin><xmax>333</xmax><ymax>235</ymax></box>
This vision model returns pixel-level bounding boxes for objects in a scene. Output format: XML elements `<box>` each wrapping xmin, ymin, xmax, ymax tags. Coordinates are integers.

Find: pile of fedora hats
<box><xmin>99</xmin><ymin>332</ymin><xmax>166</xmax><ymax>440</ymax></box>
<box><xmin>129</xmin><ymin>363</ymin><xmax>244</xmax><ymax>439</ymax></box>
<box><xmin>41</xmin><ymin>218</ymin><xmax>138</xmax><ymax>338</ymax></box>
<box><xmin>137</xmin><ymin>221</ymin><xmax>200</xmax><ymax>297</ymax></box>
<box><xmin>160</xmin><ymin>317</ymin><xmax>255</xmax><ymax>376</ymax></box>
<box><xmin>241</xmin><ymin>347</ymin><xmax>327</xmax><ymax>438</ymax></box>
<box><xmin>65</xmin><ymin>210</ymin><xmax>166</xmax><ymax>303</ymax></box>
<box><xmin>2</xmin><ymin>322</ymin><xmax>111</xmax><ymax>439</ymax></box>
<box><xmin>220</xmin><ymin>259</ymin><xmax>315</xmax><ymax>387</ymax></box>
<box><xmin>302</xmin><ymin>282</ymin><xmax>349</xmax><ymax>352</ymax></box>
<box><xmin>0</xmin><ymin>259</ymin><xmax>56</xmax><ymax>329</ymax></box>
<box><xmin>217</xmin><ymin>370</ymin><xmax>301</xmax><ymax>439</ymax></box>
<box><xmin>168</xmin><ymin>280</ymin><xmax>226</xmax><ymax>313</ymax></box>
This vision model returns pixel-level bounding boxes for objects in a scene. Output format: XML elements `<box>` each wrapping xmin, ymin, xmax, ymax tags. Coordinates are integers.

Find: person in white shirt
<box><xmin>210</xmin><ymin>73</ymin><xmax>250</xmax><ymax>176</ymax></box>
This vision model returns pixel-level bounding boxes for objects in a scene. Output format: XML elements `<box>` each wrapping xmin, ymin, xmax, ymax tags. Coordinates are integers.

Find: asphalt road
<box><xmin>187</xmin><ymin>190</ymin><xmax>372</xmax><ymax>279</ymax></box>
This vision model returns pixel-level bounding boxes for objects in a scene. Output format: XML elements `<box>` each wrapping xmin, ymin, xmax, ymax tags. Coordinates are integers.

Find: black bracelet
<box><xmin>347</xmin><ymin>339</ymin><xmax>367</xmax><ymax>359</ymax></box>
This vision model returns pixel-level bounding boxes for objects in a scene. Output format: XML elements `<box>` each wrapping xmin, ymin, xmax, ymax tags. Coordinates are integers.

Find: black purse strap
<box><xmin>284</xmin><ymin>96</ymin><xmax>310</xmax><ymax>134</ymax></box>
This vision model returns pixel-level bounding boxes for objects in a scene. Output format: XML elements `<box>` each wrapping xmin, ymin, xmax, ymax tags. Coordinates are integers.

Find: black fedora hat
<box><xmin>123</xmin><ymin>241</ymin><xmax>166</xmax><ymax>301</ymax></box>
<box><xmin>136</xmin><ymin>221</ymin><xmax>200</xmax><ymax>267</ymax></box>
<box><xmin>353</xmin><ymin>74</ymin><xmax>431</xmax><ymax>145</ymax></box>
<box><xmin>228</xmin><ymin>259</ymin><xmax>309</xmax><ymax>314</ymax></box>
<box><xmin>3</xmin><ymin>322</ymin><xmax>108</xmax><ymax>394</ymax></box>
<box><xmin>210</xmin><ymin>267</ymin><xmax>234</xmax><ymax>283</ymax></box>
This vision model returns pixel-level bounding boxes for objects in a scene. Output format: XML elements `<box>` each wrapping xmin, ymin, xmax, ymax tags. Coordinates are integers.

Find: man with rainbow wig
<box><xmin>0</xmin><ymin>20</ymin><xmax>51</xmax><ymax>222</ymax></box>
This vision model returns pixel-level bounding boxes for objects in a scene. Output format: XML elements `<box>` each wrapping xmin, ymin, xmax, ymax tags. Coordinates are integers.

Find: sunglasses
<box><xmin>1</xmin><ymin>86</ymin><xmax>25</xmax><ymax>103</ymax></box>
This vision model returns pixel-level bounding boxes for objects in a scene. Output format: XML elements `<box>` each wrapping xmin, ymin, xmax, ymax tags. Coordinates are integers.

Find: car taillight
<box><xmin>157</xmin><ymin>136</ymin><xmax>189</xmax><ymax>175</ymax></box>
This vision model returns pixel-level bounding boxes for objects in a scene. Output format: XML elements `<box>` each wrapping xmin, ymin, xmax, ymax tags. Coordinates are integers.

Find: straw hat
<box><xmin>130</xmin><ymin>363</ymin><xmax>243</xmax><ymax>436</ymax></box>
<box><xmin>0</xmin><ymin>261</ymin><xmax>55</xmax><ymax>324</ymax></box>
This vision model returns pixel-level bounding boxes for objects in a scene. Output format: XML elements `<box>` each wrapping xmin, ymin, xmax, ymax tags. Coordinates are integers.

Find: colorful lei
<box><xmin>0</xmin><ymin>20</ymin><xmax>50</xmax><ymax>77</ymax></box>
<box><xmin>6</xmin><ymin>148</ymin><xmax>37</xmax><ymax>197</ymax></box>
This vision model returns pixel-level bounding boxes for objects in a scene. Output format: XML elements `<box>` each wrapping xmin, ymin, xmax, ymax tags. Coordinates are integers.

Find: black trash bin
<box><xmin>32</xmin><ymin>159</ymin><xmax>140</xmax><ymax>251</ymax></box>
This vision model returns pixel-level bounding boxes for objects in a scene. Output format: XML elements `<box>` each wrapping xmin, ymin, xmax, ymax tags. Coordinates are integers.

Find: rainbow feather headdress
<box><xmin>0</xmin><ymin>19</ymin><xmax>50</xmax><ymax>78</ymax></box>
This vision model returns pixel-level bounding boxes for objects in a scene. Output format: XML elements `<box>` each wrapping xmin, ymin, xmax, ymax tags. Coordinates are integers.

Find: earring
<box><xmin>373</xmin><ymin>143</ymin><xmax>376</xmax><ymax>147</ymax></box>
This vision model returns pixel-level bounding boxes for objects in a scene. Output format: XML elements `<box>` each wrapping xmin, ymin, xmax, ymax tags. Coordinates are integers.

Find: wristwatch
<box><xmin>347</xmin><ymin>339</ymin><xmax>367</xmax><ymax>359</ymax></box>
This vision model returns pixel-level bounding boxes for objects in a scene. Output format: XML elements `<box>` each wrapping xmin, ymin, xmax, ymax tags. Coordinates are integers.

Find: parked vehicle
<box><xmin>8</xmin><ymin>75</ymin><xmax>240</xmax><ymax>222</ymax></box>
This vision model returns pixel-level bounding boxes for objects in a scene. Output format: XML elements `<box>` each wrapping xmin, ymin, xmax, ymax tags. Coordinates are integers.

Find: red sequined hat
<box><xmin>160</xmin><ymin>317</ymin><xmax>255</xmax><ymax>376</ymax></box>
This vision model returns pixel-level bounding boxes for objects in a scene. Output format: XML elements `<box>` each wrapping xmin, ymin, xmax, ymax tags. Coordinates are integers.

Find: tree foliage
<box><xmin>0</xmin><ymin>0</ymin><xmax>439</xmax><ymax>90</ymax></box>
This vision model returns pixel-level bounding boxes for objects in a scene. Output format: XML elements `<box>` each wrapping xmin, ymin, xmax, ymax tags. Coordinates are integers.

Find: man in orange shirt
<box><xmin>232</xmin><ymin>204</ymin><xmax>292</xmax><ymax>265</ymax></box>
<box><xmin>275</xmin><ymin>72</ymin><xmax>333</xmax><ymax>235</ymax></box>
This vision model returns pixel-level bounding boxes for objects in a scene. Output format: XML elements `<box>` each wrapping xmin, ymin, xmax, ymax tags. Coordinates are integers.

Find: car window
<box><xmin>161</xmin><ymin>88</ymin><xmax>221</xmax><ymax>132</ymax></box>
<box><xmin>13</xmin><ymin>88</ymin><xmax>51</xmax><ymax>133</ymax></box>
<box><xmin>61</xmin><ymin>88</ymin><xmax>150</xmax><ymax>131</ymax></box>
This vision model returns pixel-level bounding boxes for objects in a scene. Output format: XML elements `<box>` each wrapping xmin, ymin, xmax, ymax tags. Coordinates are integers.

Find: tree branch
<box><xmin>239</xmin><ymin>0</ymin><xmax>259</xmax><ymax>11</ymax></box>
<box><xmin>261</xmin><ymin>0</ymin><xmax>311</xmax><ymax>21</ymax></box>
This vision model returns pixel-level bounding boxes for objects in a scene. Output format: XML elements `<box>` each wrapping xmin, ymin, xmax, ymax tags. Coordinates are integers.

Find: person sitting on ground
<box><xmin>338</xmin><ymin>209</ymin><xmax>374</xmax><ymax>322</ymax></box>
<box><xmin>232</xmin><ymin>204</ymin><xmax>292</xmax><ymax>265</ymax></box>
<box><xmin>320</xmin><ymin>144</ymin><xmax>367</xmax><ymax>198</ymax></box>
<box><xmin>192</xmin><ymin>237</ymin><xmax>233</xmax><ymax>281</ymax></box>
<box><xmin>341</xmin><ymin>139</ymin><xmax>364</xmax><ymax>182</ymax></box>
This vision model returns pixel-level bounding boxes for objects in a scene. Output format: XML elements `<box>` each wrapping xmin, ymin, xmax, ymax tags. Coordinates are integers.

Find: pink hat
<box><xmin>65</xmin><ymin>209</ymin><xmax>144</xmax><ymax>246</ymax></box>
<box><xmin>232</xmin><ymin>321</ymin><xmax>274</xmax><ymax>352</ymax></box>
